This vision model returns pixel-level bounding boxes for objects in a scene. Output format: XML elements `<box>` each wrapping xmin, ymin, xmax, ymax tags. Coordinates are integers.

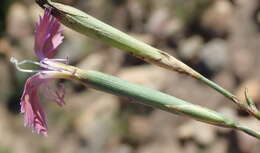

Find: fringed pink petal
<box><xmin>20</xmin><ymin>71</ymin><xmax>67</xmax><ymax>136</ymax></box>
<box><xmin>34</xmin><ymin>9</ymin><xmax>64</xmax><ymax>60</ymax></box>
<box><xmin>20</xmin><ymin>73</ymin><xmax>49</xmax><ymax>136</ymax></box>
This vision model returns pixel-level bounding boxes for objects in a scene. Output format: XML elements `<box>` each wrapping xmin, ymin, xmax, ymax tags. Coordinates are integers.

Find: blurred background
<box><xmin>0</xmin><ymin>0</ymin><xmax>260</xmax><ymax>152</ymax></box>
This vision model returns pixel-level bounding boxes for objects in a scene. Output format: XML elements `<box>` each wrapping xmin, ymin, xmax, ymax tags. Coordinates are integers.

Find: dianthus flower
<box><xmin>11</xmin><ymin>9</ymin><xmax>69</xmax><ymax>136</ymax></box>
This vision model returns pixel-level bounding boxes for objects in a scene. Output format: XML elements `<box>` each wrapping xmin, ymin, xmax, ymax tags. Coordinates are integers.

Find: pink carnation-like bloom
<box><xmin>15</xmin><ymin>9</ymin><xmax>66</xmax><ymax>136</ymax></box>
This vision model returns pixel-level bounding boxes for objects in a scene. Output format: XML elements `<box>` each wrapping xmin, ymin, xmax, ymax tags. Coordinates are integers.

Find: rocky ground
<box><xmin>0</xmin><ymin>0</ymin><xmax>260</xmax><ymax>153</ymax></box>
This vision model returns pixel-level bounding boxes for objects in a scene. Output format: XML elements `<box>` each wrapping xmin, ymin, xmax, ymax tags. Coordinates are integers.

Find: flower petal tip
<box><xmin>20</xmin><ymin>74</ymin><xmax>48</xmax><ymax>136</ymax></box>
<box><xmin>35</xmin><ymin>8</ymin><xmax>63</xmax><ymax>59</ymax></box>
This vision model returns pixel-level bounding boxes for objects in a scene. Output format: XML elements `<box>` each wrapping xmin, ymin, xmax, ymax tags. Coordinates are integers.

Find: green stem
<box><xmin>236</xmin><ymin>125</ymin><xmax>260</xmax><ymax>139</ymax></box>
<box><xmin>55</xmin><ymin>62</ymin><xmax>260</xmax><ymax>139</ymax></box>
<box><xmin>198</xmin><ymin>76</ymin><xmax>238</xmax><ymax>102</ymax></box>
<box><xmin>35</xmin><ymin>0</ymin><xmax>260</xmax><ymax>119</ymax></box>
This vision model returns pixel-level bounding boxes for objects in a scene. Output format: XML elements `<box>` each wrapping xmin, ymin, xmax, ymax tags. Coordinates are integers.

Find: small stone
<box><xmin>74</xmin><ymin>94</ymin><xmax>119</xmax><ymax>150</ymax></box>
<box><xmin>230</xmin><ymin>49</ymin><xmax>254</xmax><ymax>79</ymax></box>
<box><xmin>201</xmin><ymin>0</ymin><xmax>233</xmax><ymax>36</ymax></box>
<box><xmin>107</xmin><ymin>144</ymin><xmax>132</xmax><ymax>153</ymax></box>
<box><xmin>164</xmin><ymin>18</ymin><xmax>184</xmax><ymax>37</ymax></box>
<box><xmin>200</xmin><ymin>39</ymin><xmax>228</xmax><ymax>72</ymax></box>
<box><xmin>177</xmin><ymin>121</ymin><xmax>194</xmax><ymax>140</ymax></box>
<box><xmin>206</xmin><ymin>138</ymin><xmax>227</xmax><ymax>153</ymax></box>
<box><xmin>117</xmin><ymin>65</ymin><xmax>169</xmax><ymax>90</ymax></box>
<box><xmin>179</xmin><ymin>36</ymin><xmax>203</xmax><ymax>60</ymax></box>
<box><xmin>146</xmin><ymin>8</ymin><xmax>170</xmax><ymax>37</ymax></box>
<box><xmin>178</xmin><ymin>120</ymin><xmax>216</xmax><ymax>145</ymax></box>
<box><xmin>128</xmin><ymin>115</ymin><xmax>152</xmax><ymax>142</ymax></box>
<box><xmin>6</xmin><ymin>3</ymin><xmax>31</xmax><ymax>39</ymax></box>
<box><xmin>136</xmin><ymin>141</ymin><xmax>181</xmax><ymax>153</ymax></box>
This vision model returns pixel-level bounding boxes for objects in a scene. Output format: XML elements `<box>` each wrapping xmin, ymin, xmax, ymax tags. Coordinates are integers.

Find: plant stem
<box><xmin>53</xmin><ymin>62</ymin><xmax>260</xmax><ymax>139</ymax></box>
<box><xmin>35</xmin><ymin>0</ymin><xmax>260</xmax><ymax>119</ymax></box>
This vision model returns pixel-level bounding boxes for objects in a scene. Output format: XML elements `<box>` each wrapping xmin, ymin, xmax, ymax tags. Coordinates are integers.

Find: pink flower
<box><xmin>12</xmin><ymin>9</ymin><xmax>66</xmax><ymax>136</ymax></box>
